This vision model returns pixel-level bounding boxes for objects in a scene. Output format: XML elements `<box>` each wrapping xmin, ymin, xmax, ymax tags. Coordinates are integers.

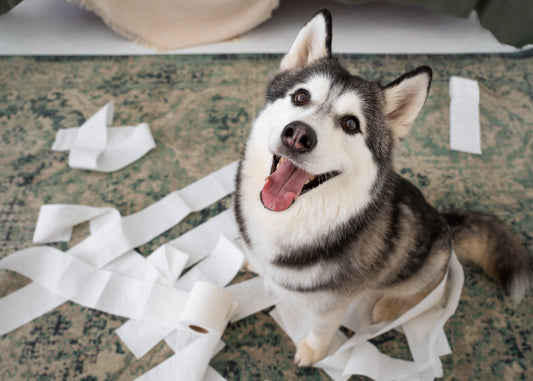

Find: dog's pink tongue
<box><xmin>261</xmin><ymin>159</ymin><xmax>310</xmax><ymax>212</ymax></box>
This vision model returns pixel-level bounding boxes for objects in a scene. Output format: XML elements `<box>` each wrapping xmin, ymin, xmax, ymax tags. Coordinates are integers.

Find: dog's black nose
<box><xmin>281</xmin><ymin>122</ymin><xmax>317</xmax><ymax>153</ymax></box>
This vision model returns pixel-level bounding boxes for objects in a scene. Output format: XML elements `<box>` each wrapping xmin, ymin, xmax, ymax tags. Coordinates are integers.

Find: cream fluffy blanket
<box><xmin>68</xmin><ymin>0</ymin><xmax>279</xmax><ymax>51</ymax></box>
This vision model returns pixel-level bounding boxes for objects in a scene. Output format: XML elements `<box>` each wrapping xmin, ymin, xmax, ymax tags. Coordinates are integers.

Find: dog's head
<box><xmin>244</xmin><ymin>9</ymin><xmax>432</xmax><ymax>213</ymax></box>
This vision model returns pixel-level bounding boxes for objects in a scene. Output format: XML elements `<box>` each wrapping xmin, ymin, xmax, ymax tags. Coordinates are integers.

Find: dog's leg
<box><xmin>371</xmin><ymin>272</ymin><xmax>446</xmax><ymax>323</ymax></box>
<box><xmin>372</xmin><ymin>294</ymin><xmax>424</xmax><ymax>323</ymax></box>
<box><xmin>294</xmin><ymin>304</ymin><xmax>348</xmax><ymax>366</ymax></box>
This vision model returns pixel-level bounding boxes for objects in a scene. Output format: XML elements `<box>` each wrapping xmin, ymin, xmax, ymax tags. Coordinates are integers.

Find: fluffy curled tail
<box><xmin>443</xmin><ymin>210</ymin><xmax>532</xmax><ymax>304</ymax></box>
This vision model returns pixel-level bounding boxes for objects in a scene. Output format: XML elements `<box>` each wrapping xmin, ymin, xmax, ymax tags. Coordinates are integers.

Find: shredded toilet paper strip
<box><xmin>52</xmin><ymin>101</ymin><xmax>156</xmax><ymax>171</ymax></box>
<box><xmin>449</xmin><ymin>76</ymin><xmax>482</xmax><ymax>154</ymax></box>
<box><xmin>135</xmin><ymin>331</ymin><xmax>223</xmax><ymax>381</ymax></box>
<box><xmin>0</xmin><ymin>247</ymin><xmax>191</xmax><ymax>325</ymax></box>
<box><xmin>33</xmin><ymin>205</ymin><xmax>121</xmax><ymax>243</ymax></box>
<box><xmin>0</xmin><ymin>161</ymin><xmax>237</xmax><ymax>335</ymax></box>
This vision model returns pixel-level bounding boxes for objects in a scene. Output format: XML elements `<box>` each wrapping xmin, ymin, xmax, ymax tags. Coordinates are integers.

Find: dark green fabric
<box><xmin>335</xmin><ymin>0</ymin><xmax>476</xmax><ymax>18</ymax></box>
<box><xmin>335</xmin><ymin>0</ymin><xmax>533</xmax><ymax>47</ymax></box>
<box><xmin>0</xmin><ymin>0</ymin><xmax>23</xmax><ymax>15</ymax></box>
<box><xmin>476</xmin><ymin>0</ymin><xmax>533</xmax><ymax>49</ymax></box>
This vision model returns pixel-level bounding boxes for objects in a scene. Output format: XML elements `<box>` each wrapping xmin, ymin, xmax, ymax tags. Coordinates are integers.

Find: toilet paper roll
<box><xmin>180</xmin><ymin>282</ymin><xmax>238</xmax><ymax>334</ymax></box>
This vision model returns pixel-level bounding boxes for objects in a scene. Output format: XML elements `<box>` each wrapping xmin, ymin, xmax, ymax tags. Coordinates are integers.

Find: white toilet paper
<box><xmin>134</xmin><ymin>330</ymin><xmax>223</xmax><ymax>381</ymax></box>
<box><xmin>52</xmin><ymin>101</ymin><xmax>157</xmax><ymax>171</ymax></box>
<box><xmin>449</xmin><ymin>76</ymin><xmax>482</xmax><ymax>154</ymax></box>
<box><xmin>181</xmin><ymin>282</ymin><xmax>238</xmax><ymax>334</ymax></box>
<box><xmin>0</xmin><ymin>161</ymin><xmax>238</xmax><ymax>335</ymax></box>
<box><xmin>116</xmin><ymin>233</ymin><xmax>245</xmax><ymax>359</ymax></box>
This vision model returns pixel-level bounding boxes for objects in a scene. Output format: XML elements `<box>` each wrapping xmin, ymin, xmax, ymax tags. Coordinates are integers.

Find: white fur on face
<box><xmin>265</xmin><ymin>75</ymin><xmax>369</xmax><ymax>176</ymax></box>
<box><xmin>333</xmin><ymin>92</ymin><xmax>366</xmax><ymax>134</ymax></box>
<box><xmin>266</xmin><ymin>75</ymin><xmax>331</xmax><ymax>158</ymax></box>
<box><xmin>239</xmin><ymin>74</ymin><xmax>379</xmax><ymax>285</ymax></box>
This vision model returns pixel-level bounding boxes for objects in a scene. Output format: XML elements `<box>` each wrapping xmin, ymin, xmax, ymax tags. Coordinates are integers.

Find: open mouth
<box><xmin>260</xmin><ymin>155</ymin><xmax>340</xmax><ymax>212</ymax></box>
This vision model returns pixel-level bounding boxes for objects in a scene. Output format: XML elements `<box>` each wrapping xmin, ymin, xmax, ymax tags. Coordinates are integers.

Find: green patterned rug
<box><xmin>0</xmin><ymin>52</ymin><xmax>532</xmax><ymax>380</ymax></box>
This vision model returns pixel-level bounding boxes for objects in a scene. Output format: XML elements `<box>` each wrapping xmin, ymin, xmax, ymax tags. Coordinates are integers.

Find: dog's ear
<box><xmin>280</xmin><ymin>9</ymin><xmax>332</xmax><ymax>71</ymax></box>
<box><xmin>383</xmin><ymin>66</ymin><xmax>432</xmax><ymax>139</ymax></box>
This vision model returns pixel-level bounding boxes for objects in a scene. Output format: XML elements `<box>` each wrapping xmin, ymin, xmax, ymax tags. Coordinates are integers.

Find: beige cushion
<box><xmin>68</xmin><ymin>0</ymin><xmax>279</xmax><ymax>51</ymax></box>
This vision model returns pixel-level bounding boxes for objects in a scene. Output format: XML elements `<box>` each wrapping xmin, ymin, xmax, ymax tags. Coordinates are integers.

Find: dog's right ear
<box><xmin>383</xmin><ymin>66</ymin><xmax>432</xmax><ymax>140</ymax></box>
<box><xmin>280</xmin><ymin>9</ymin><xmax>332</xmax><ymax>71</ymax></box>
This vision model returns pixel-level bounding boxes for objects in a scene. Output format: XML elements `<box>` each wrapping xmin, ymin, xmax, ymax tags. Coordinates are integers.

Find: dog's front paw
<box><xmin>294</xmin><ymin>336</ymin><xmax>328</xmax><ymax>367</ymax></box>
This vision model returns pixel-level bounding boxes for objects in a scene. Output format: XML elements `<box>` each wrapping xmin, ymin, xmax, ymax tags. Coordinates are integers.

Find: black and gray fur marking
<box><xmin>269</xmin><ymin>173</ymin><xmax>451</xmax><ymax>293</ymax></box>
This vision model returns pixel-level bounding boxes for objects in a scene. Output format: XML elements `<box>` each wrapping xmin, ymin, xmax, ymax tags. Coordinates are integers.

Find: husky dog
<box><xmin>234</xmin><ymin>9</ymin><xmax>531</xmax><ymax>366</ymax></box>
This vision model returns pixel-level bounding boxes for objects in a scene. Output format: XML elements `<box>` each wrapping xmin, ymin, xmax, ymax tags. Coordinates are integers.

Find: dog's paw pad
<box><xmin>294</xmin><ymin>338</ymin><xmax>326</xmax><ymax>367</ymax></box>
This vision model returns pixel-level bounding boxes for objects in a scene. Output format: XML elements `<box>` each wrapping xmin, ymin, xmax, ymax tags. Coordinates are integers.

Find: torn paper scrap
<box><xmin>175</xmin><ymin>236</ymin><xmax>244</xmax><ymax>291</ymax></box>
<box><xmin>0</xmin><ymin>284</ymin><xmax>67</xmax><ymax>335</ymax></box>
<box><xmin>166</xmin><ymin>209</ymin><xmax>239</xmax><ymax>268</ymax></box>
<box><xmin>227</xmin><ymin>276</ymin><xmax>281</xmax><ymax>322</ymax></box>
<box><xmin>449</xmin><ymin>76</ymin><xmax>482</xmax><ymax>154</ymax></box>
<box><xmin>134</xmin><ymin>330</ymin><xmax>223</xmax><ymax>381</ymax></box>
<box><xmin>146</xmin><ymin>244</ymin><xmax>190</xmax><ymax>285</ymax></box>
<box><xmin>52</xmin><ymin>101</ymin><xmax>156</xmax><ymax>171</ymax></box>
<box><xmin>33</xmin><ymin>204</ymin><xmax>120</xmax><ymax>244</ymax></box>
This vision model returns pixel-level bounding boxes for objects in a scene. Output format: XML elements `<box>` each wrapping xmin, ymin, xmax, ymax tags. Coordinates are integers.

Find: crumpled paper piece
<box><xmin>0</xmin><ymin>160</ymin><xmax>464</xmax><ymax>381</ymax></box>
<box><xmin>52</xmin><ymin>101</ymin><xmax>156</xmax><ymax>171</ymax></box>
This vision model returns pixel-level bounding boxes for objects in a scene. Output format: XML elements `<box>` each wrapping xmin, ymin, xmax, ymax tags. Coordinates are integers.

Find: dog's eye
<box><xmin>341</xmin><ymin>116</ymin><xmax>361</xmax><ymax>134</ymax></box>
<box><xmin>292</xmin><ymin>89</ymin><xmax>310</xmax><ymax>106</ymax></box>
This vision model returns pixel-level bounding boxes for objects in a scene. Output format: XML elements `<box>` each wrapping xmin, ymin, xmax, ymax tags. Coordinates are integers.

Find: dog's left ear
<box><xmin>280</xmin><ymin>9</ymin><xmax>332</xmax><ymax>71</ymax></box>
<box><xmin>384</xmin><ymin>66</ymin><xmax>432</xmax><ymax>139</ymax></box>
